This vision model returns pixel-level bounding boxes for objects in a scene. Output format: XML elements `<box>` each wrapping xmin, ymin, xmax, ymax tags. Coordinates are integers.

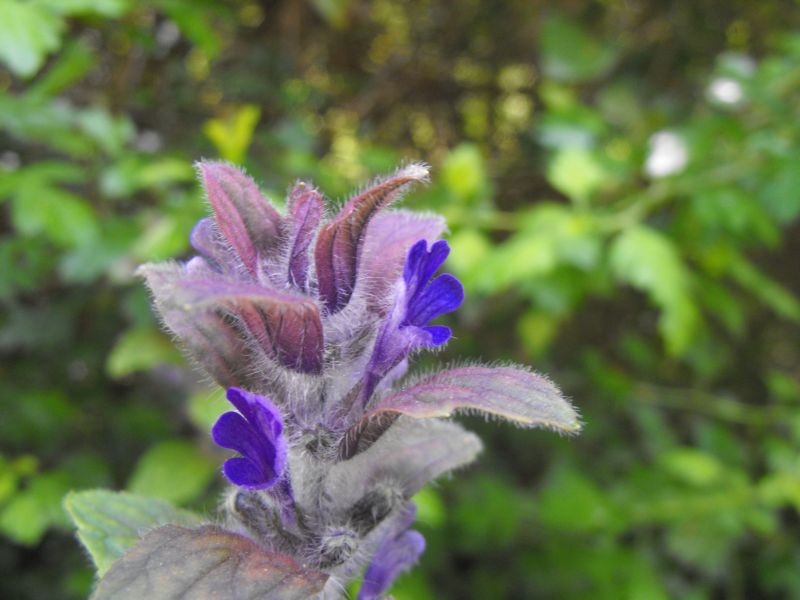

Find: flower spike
<box><xmin>129</xmin><ymin>162</ymin><xmax>579</xmax><ymax>600</ymax></box>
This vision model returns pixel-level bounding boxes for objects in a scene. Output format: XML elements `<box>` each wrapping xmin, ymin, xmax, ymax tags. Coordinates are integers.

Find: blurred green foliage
<box><xmin>2</xmin><ymin>1</ymin><xmax>800</xmax><ymax>598</ymax></box>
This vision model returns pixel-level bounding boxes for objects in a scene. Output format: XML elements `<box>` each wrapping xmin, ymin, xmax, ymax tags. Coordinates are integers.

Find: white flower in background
<box><xmin>645</xmin><ymin>131</ymin><xmax>689</xmax><ymax>178</ymax></box>
<box><xmin>709</xmin><ymin>77</ymin><xmax>744</xmax><ymax>105</ymax></box>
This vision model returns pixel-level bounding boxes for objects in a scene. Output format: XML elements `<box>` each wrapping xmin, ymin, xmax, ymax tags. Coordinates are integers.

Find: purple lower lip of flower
<box><xmin>357</xmin><ymin>508</ymin><xmax>425</xmax><ymax>600</ymax></box>
<box><xmin>211</xmin><ymin>387</ymin><xmax>288</xmax><ymax>489</ymax></box>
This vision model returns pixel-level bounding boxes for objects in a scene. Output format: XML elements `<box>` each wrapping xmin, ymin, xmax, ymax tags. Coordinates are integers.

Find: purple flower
<box><xmin>401</xmin><ymin>239</ymin><xmax>464</xmax><ymax>345</ymax></box>
<box><xmin>211</xmin><ymin>387</ymin><xmax>287</xmax><ymax>489</ymax></box>
<box><xmin>361</xmin><ymin>239</ymin><xmax>464</xmax><ymax>404</ymax></box>
<box><xmin>358</xmin><ymin>508</ymin><xmax>425</xmax><ymax>600</ymax></box>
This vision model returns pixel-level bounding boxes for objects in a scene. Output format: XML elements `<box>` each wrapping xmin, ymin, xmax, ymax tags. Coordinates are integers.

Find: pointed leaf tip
<box><xmin>314</xmin><ymin>164</ymin><xmax>430</xmax><ymax>313</ymax></box>
<box><xmin>198</xmin><ymin>161</ymin><xmax>283</xmax><ymax>274</ymax></box>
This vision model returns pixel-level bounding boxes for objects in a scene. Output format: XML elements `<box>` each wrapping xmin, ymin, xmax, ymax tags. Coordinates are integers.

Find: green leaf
<box><xmin>27</xmin><ymin>39</ymin><xmax>95</xmax><ymax>98</ymax></box>
<box><xmin>610</xmin><ymin>225</ymin><xmax>700</xmax><ymax>355</ymax></box>
<box><xmin>106</xmin><ymin>327</ymin><xmax>183</xmax><ymax>379</ymax></box>
<box><xmin>310</xmin><ymin>0</ymin><xmax>351</xmax><ymax>28</ymax></box>
<box><xmin>539</xmin><ymin>13</ymin><xmax>618</xmax><ymax>83</ymax></box>
<box><xmin>476</xmin><ymin>205</ymin><xmax>601</xmax><ymax>292</ymax></box>
<box><xmin>101</xmin><ymin>156</ymin><xmax>195</xmax><ymax>198</ymax></box>
<box><xmin>441</xmin><ymin>143</ymin><xmax>489</xmax><ymax>204</ymax></box>
<box><xmin>11</xmin><ymin>181</ymin><xmax>99</xmax><ymax>247</ymax></box>
<box><xmin>203</xmin><ymin>104</ymin><xmax>261</xmax><ymax>163</ymax></box>
<box><xmin>131</xmin><ymin>214</ymin><xmax>193</xmax><ymax>261</ymax></box>
<box><xmin>446</xmin><ymin>228</ymin><xmax>492</xmax><ymax>289</ymax></box>
<box><xmin>0</xmin><ymin>456</ymin><xmax>19</xmax><ymax>504</ymax></box>
<box><xmin>76</xmin><ymin>107</ymin><xmax>135</xmax><ymax>156</ymax></box>
<box><xmin>537</xmin><ymin>469</ymin><xmax>621</xmax><ymax>532</ymax></box>
<box><xmin>412</xmin><ymin>486</ymin><xmax>445</xmax><ymax>528</ymax></box>
<box><xmin>64</xmin><ymin>489</ymin><xmax>203</xmax><ymax>576</ymax></box>
<box><xmin>157</xmin><ymin>0</ymin><xmax>224</xmax><ymax>57</ymax></box>
<box><xmin>0</xmin><ymin>471</ymin><xmax>70</xmax><ymax>545</ymax></box>
<box><xmin>659</xmin><ymin>448</ymin><xmax>725</xmax><ymax>487</ymax></box>
<box><xmin>92</xmin><ymin>525</ymin><xmax>328</xmax><ymax>599</ymax></box>
<box><xmin>547</xmin><ymin>147</ymin><xmax>607</xmax><ymax>203</ymax></box>
<box><xmin>36</xmin><ymin>0</ymin><xmax>131</xmax><ymax>17</ymax></box>
<box><xmin>725</xmin><ymin>250</ymin><xmax>800</xmax><ymax>323</ymax></box>
<box><xmin>0</xmin><ymin>0</ymin><xmax>63</xmax><ymax>77</ymax></box>
<box><xmin>758</xmin><ymin>156</ymin><xmax>800</xmax><ymax>224</ymax></box>
<box><xmin>127</xmin><ymin>441</ymin><xmax>217</xmax><ymax>505</ymax></box>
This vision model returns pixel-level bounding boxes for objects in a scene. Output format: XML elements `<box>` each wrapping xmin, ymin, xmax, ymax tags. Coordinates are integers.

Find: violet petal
<box><xmin>226</xmin><ymin>387</ymin><xmax>284</xmax><ymax>441</ymax></box>
<box><xmin>222</xmin><ymin>457</ymin><xmax>273</xmax><ymax>488</ymax></box>
<box><xmin>404</xmin><ymin>273</ymin><xmax>464</xmax><ymax>327</ymax></box>
<box><xmin>358</xmin><ymin>529</ymin><xmax>425</xmax><ymax>600</ymax></box>
<box><xmin>420</xmin><ymin>324</ymin><xmax>451</xmax><ymax>346</ymax></box>
<box><xmin>211</xmin><ymin>388</ymin><xmax>288</xmax><ymax>490</ymax></box>
<box><xmin>211</xmin><ymin>412</ymin><xmax>275</xmax><ymax>465</ymax></box>
<box><xmin>403</xmin><ymin>239</ymin><xmax>450</xmax><ymax>296</ymax></box>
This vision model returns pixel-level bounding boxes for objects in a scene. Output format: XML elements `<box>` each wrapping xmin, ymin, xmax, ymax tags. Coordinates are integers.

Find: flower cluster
<box><xmin>139</xmin><ymin>162</ymin><xmax>579</xmax><ymax>599</ymax></box>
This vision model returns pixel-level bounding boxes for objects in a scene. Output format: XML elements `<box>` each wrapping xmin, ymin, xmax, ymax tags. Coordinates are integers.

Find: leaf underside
<box><xmin>92</xmin><ymin>525</ymin><xmax>328</xmax><ymax>600</ymax></box>
<box><xmin>326</xmin><ymin>417</ymin><xmax>482</xmax><ymax>509</ymax></box>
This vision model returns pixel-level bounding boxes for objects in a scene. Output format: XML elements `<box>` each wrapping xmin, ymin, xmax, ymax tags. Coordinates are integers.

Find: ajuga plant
<box><xmin>79</xmin><ymin>162</ymin><xmax>580</xmax><ymax>599</ymax></box>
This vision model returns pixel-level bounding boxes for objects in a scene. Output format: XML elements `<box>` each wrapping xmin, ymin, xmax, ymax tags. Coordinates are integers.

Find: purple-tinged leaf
<box><xmin>364</xmin><ymin>365</ymin><xmax>581</xmax><ymax>433</ymax></box>
<box><xmin>168</xmin><ymin>307</ymin><xmax>254</xmax><ymax>388</ymax></box>
<box><xmin>357</xmin><ymin>210</ymin><xmax>446</xmax><ymax>309</ymax></box>
<box><xmin>286</xmin><ymin>182</ymin><xmax>324</xmax><ymax>290</ymax></box>
<box><xmin>199</xmin><ymin>161</ymin><xmax>283</xmax><ymax>275</ymax></box>
<box><xmin>92</xmin><ymin>525</ymin><xmax>327</xmax><ymax>600</ymax></box>
<box><xmin>204</xmin><ymin>282</ymin><xmax>323</xmax><ymax>374</ymax></box>
<box><xmin>144</xmin><ymin>267</ymin><xmax>324</xmax><ymax>374</ymax></box>
<box><xmin>325</xmin><ymin>417</ymin><xmax>481</xmax><ymax>509</ymax></box>
<box><xmin>140</xmin><ymin>264</ymin><xmax>263</xmax><ymax>389</ymax></box>
<box><xmin>314</xmin><ymin>163</ymin><xmax>429</xmax><ymax>313</ymax></box>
